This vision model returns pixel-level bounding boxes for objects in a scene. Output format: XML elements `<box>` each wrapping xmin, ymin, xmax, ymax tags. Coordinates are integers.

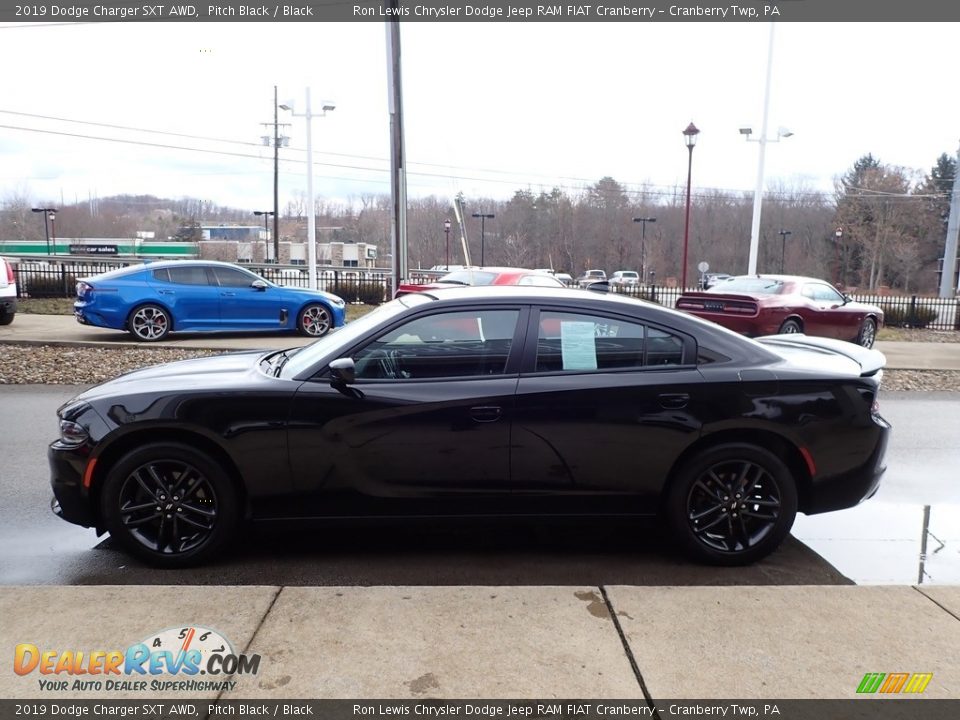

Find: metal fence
<box><xmin>10</xmin><ymin>259</ymin><xmax>960</xmax><ymax>331</ymax></box>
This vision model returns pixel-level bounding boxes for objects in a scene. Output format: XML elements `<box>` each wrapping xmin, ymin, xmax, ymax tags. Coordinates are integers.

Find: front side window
<box><xmin>535</xmin><ymin>311</ymin><xmax>684</xmax><ymax>373</ymax></box>
<box><xmin>353</xmin><ymin>309</ymin><xmax>520</xmax><ymax>380</ymax></box>
<box><xmin>212</xmin><ymin>266</ymin><xmax>260</xmax><ymax>288</ymax></box>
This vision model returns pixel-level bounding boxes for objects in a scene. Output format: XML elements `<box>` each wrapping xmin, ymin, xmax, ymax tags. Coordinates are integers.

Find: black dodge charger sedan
<box><xmin>49</xmin><ymin>286</ymin><xmax>890</xmax><ymax>567</ymax></box>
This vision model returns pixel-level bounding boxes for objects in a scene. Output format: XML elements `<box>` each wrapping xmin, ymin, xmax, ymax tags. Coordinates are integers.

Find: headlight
<box><xmin>59</xmin><ymin>419</ymin><xmax>89</xmax><ymax>446</ymax></box>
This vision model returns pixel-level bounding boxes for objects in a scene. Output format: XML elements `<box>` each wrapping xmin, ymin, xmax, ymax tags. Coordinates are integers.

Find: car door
<box><xmin>211</xmin><ymin>265</ymin><xmax>289</xmax><ymax>330</ymax></box>
<box><xmin>511</xmin><ymin>307</ymin><xmax>704</xmax><ymax>510</ymax></box>
<box><xmin>150</xmin><ymin>266</ymin><xmax>220</xmax><ymax>329</ymax></box>
<box><xmin>801</xmin><ymin>282</ymin><xmax>850</xmax><ymax>339</ymax></box>
<box><xmin>287</xmin><ymin>306</ymin><xmax>526</xmax><ymax>508</ymax></box>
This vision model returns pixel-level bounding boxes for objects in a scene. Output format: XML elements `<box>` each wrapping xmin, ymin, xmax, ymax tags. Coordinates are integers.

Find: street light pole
<box><xmin>632</xmin><ymin>217</ymin><xmax>656</xmax><ymax>285</ymax></box>
<box><xmin>472</xmin><ymin>212</ymin><xmax>495</xmax><ymax>266</ymax></box>
<box><xmin>778</xmin><ymin>229</ymin><xmax>792</xmax><ymax>274</ymax></box>
<box><xmin>281</xmin><ymin>90</ymin><xmax>335</xmax><ymax>290</ymax></box>
<box><xmin>681</xmin><ymin>122</ymin><xmax>700</xmax><ymax>290</ymax></box>
<box><xmin>443</xmin><ymin>219</ymin><xmax>451</xmax><ymax>269</ymax></box>
<box><xmin>31</xmin><ymin>207</ymin><xmax>56</xmax><ymax>256</ymax></box>
<box><xmin>254</xmin><ymin>211</ymin><xmax>275</xmax><ymax>262</ymax></box>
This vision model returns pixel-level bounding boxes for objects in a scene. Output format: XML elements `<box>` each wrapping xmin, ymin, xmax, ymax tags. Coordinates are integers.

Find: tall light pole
<box><xmin>632</xmin><ymin>217</ymin><xmax>656</xmax><ymax>285</ymax></box>
<box><xmin>681</xmin><ymin>122</ymin><xmax>700</xmax><ymax>290</ymax></box>
<box><xmin>743</xmin><ymin>24</ymin><xmax>793</xmax><ymax>275</ymax></box>
<box><xmin>472</xmin><ymin>212</ymin><xmax>495</xmax><ymax>266</ymax></box>
<box><xmin>443</xmin><ymin>219</ymin><xmax>451</xmax><ymax>269</ymax></box>
<box><xmin>281</xmin><ymin>90</ymin><xmax>335</xmax><ymax>290</ymax></box>
<box><xmin>778</xmin><ymin>229</ymin><xmax>792</xmax><ymax>274</ymax></box>
<box><xmin>834</xmin><ymin>227</ymin><xmax>844</xmax><ymax>286</ymax></box>
<box><xmin>31</xmin><ymin>208</ymin><xmax>57</xmax><ymax>256</ymax></box>
<box><xmin>253</xmin><ymin>211</ymin><xmax>275</xmax><ymax>262</ymax></box>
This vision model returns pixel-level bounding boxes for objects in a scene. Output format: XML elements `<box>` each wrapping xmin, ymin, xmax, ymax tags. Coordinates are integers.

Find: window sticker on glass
<box><xmin>560</xmin><ymin>321</ymin><xmax>598</xmax><ymax>370</ymax></box>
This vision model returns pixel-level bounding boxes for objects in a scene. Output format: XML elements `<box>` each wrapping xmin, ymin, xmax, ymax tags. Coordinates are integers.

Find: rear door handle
<box><xmin>469</xmin><ymin>406</ymin><xmax>503</xmax><ymax>423</ymax></box>
<box><xmin>658</xmin><ymin>393</ymin><xmax>689</xmax><ymax>410</ymax></box>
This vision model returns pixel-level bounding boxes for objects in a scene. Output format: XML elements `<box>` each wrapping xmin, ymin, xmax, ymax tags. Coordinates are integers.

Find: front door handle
<box><xmin>469</xmin><ymin>406</ymin><xmax>503</xmax><ymax>423</ymax></box>
<box><xmin>658</xmin><ymin>393</ymin><xmax>689</xmax><ymax>410</ymax></box>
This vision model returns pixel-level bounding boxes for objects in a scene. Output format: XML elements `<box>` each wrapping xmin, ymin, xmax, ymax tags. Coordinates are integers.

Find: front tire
<box><xmin>100</xmin><ymin>443</ymin><xmax>239</xmax><ymax>568</ymax></box>
<box><xmin>298</xmin><ymin>303</ymin><xmax>332</xmax><ymax>337</ymax></box>
<box><xmin>856</xmin><ymin>318</ymin><xmax>877</xmax><ymax>348</ymax></box>
<box><xmin>128</xmin><ymin>304</ymin><xmax>171</xmax><ymax>341</ymax></box>
<box><xmin>664</xmin><ymin>443</ymin><xmax>798</xmax><ymax>566</ymax></box>
<box><xmin>0</xmin><ymin>308</ymin><xmax>13</xmax><ymax>326</ymax></box>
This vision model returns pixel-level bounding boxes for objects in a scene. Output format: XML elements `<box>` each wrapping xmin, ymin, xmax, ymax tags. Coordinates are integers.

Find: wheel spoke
<box><xmin>693</xmin><ymin>512</ymin><xmax>728</xmax><ymax>534</ymax></box>
<box><xmin>132</xmin><ymin>469</ymin><xmax>160</xmax><ymax>500</ymax></box>
<box><xmin>689</xmin><ymin>503</ymin><xmax>724</xmax><ymax>522</ymax></box>
<box><xmin>123</xmin><ymin>511</ymin><xmax>162</xmax><ymax>527</ymax></box>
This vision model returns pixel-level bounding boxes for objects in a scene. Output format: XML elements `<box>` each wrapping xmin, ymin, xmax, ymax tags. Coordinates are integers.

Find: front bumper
<box><xmin>48</xmin><ymin>441</ymin><xmax>98</xmax><ymax>528</ymax></box>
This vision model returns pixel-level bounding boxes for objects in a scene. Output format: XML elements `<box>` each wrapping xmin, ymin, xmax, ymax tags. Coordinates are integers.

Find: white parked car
<box><xmin>0</xmin><ymin>256</ymin><xmax>16</xmax><ymax>325</ymax></box>
<box><xmin>610</xmin><ymin>270</ymin><xmax>640</xmax><ymax>287</ymax></box>
<box><xmin>577</xmin><ymin>269</ymin><xmax>607</xmax><ymax>288</ymax></box>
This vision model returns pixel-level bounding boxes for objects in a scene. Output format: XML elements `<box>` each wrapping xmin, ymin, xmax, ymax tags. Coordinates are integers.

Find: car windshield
<box><xmin>278</xmin><ymin>294</ymin><xmax>433</xmax><ymax>378</ymax></box>
<box><xmin>438</xmin><ymin>270</ymin><xmax>499</xmax><ymax>286</ymax></box>
<box><xmin>707</xmin><ymin>277</ymin><xmax>784</xmax><ymax>295</ymax></box>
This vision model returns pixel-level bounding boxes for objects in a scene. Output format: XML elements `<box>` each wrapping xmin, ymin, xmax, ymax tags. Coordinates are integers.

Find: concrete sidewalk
<box><xmin>3</xmin><ymin>313</ymin><xmax>960</xmax><ymax>369</ymax></box>
<box><xmin>1</xmin><ymin>585</ymin><xmax>958</xmax><ymax>699</ymax></box>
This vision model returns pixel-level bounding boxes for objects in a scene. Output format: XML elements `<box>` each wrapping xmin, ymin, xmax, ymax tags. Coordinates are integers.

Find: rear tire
<box><xmin>0</xmin><ymin>308</ymin><xmax>13</xmax><ymax>326</ymax></box>
<box><xmin>128</xmin><ymin>304</ymin><xmax>171</xmax><ymax>342</ymax></box>
<box><xmin>664</xmin><ymin>443</ymin><xmax>798</xmax><ymax>566</ymax></box>
<box><xmin>100</xmin><ymin>443</ymin><xmax>239</xmax><ymax>568</ymax></box>
<box><xmin>778</xmin><ymin>319</ymin><xmax>802</xmax><ymax>335</ymax></box>
<box><xmin>856</xmin><ymin>318</ymin><xmax>877</xmax><ymax>348</ymax></box>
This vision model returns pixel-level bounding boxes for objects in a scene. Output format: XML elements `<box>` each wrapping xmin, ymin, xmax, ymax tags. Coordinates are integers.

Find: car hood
<box><xmin>75</xmin><ymin>350</ymin><xmax>266</xmax><ymax>402</ymax></box>
<box><xmin>757</xmin><ymin>334</ymin><xmax>886</xmax><ymax>377</ymax></box>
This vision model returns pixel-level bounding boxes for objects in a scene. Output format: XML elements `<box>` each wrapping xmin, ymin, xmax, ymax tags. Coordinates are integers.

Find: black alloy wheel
<box><xmin>778</xmin><ymin>318</ymin><xmax>802</xmax><ymax>335</ymax></box>
<box><xmin>100</xmin><ymin>443</ymin><xmax>239</xmax><ymax>567</ymax></box>
<box><xmin>666</xmin><ymin>444</ymin><xmax>798</xmax><ymax>565</ymax></box>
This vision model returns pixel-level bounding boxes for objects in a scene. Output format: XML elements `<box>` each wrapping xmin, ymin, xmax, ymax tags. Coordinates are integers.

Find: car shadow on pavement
<box><xmin>62</xmin><ymin>519</ymin><xmax>851</xmax><ymax>587</ymax></box>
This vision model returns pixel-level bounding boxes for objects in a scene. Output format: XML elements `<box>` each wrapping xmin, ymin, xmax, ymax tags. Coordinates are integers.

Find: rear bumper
<box><xmin>803</xmin><ymin>415</ymin><xmax>890</xmax><ymax>515</ymax></box>
<box><xmin>684</xmin><ymin>311</ymin><xmax>781</xmax><ymax>337</ymax></box>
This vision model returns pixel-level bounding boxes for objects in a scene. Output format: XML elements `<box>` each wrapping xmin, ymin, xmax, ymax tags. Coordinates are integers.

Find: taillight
<box><xmin>4</xmin><ymin>261</ymin><xmax>13</xmax><ymax>283</ymax></box>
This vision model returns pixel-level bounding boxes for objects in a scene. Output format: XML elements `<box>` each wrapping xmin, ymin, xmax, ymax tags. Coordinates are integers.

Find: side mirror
<box><xmin>329</xmin><ymin>357</ymin><xmax>356</xmax><ymax>385</ymax></box>
<box><xmin>251</xmin><ymin>279</ymin><xmax>269</xmax><ymax>291</ymax></box>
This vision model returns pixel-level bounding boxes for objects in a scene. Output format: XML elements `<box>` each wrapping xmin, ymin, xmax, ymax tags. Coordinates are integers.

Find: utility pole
<box><xmin>938</xmin><ymin>143</ymin><xmax>960</xmax><ymax>298</ymax></box>
<box><xmin>386</xmin><ymin>3</ymin><xmax>408</xmax><ymax>294</ymax></box>
<box><xmin>261</xmin><ymin>86</ymin><xmax>288</xmax><ymax>263</ymax></box>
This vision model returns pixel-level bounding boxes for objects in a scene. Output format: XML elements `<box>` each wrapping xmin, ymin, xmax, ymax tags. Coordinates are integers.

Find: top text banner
<box><xmin>1</xmin><ymin>0</ymin><xmax>959</xmax><ymax>22</ymax></box>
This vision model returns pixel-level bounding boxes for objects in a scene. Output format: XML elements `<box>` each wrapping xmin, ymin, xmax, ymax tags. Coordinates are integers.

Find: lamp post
<box><xmin>472</xmin><ymin>212</ymin><xmax>495</xmax><ymax>266</ymax></box>
<box><xmin>681</xmin><ymin>122</ymin><xmax>700</xmax><ymax>290</ymax></box>
<box><xmin>632</xmin><ymin>217</ymin><xmax>656</xmax><ymax>285</ymax></box>
<box><xmin>281</xmin><ymin>90</ymin><xmax>335</xmax><ymax>289</ymax></box>
<box><xmin>778</xmin><ymin>229</ymin><xmax>792</xmax><ymax>274</ymax></box>
<box><xmin>253</xmin><ymin>211</ymin><xmax>275</xmax><ymax>262</ymax></box>
<box><xmin>742</xmin><ymin>125</ymin><xmax>794</xmax><ymax>275</ymax></box>
<box><xmin>444</xmin><ymin>219</ymin><xmax>451</xmax><ymax>270</ymax></box>
<box><xmin>31</xmin><ymin>208</ymin><xmax>57</xmax><ymax>256</ymax></box>
<box><xmin>835</xmin><ymin>227</ymin><xmax>844</xmax><ymax>286</ymax></box>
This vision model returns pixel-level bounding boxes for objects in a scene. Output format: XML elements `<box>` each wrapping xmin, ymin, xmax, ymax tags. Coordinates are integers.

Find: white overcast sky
<box><xmin>0</xmin><ymin>21</ymin><xmax>957</xmax><ymax>211</ymax></box>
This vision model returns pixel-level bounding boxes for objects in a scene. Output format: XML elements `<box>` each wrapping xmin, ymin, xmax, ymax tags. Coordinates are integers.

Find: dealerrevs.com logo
<box><xmin>856</xmin><ymin>672</ymin><xmax>933</xmax><ymax>694</ymax></box>
<box><xmin>13</xmin><ymin>626</ymin><xmax>261</xmax><ymax>693</ymax></box>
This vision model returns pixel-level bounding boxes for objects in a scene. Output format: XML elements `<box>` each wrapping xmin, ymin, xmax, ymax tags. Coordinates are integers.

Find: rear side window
<box><xmin>167</xmin><ymin>266</ymin><xmax>211</xmax><ymax>285</ymax></box>
<box><xmin>535</xmin><ymin>311</ymin><xmax>685</xmax><ymax>372</ymax></box>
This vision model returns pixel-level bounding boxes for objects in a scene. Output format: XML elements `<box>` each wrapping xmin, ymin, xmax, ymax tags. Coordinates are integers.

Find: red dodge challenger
<box><xmin>676</xmin><ymin>275</ymin><xmax>884</xmax><ymax>348</ymax></box>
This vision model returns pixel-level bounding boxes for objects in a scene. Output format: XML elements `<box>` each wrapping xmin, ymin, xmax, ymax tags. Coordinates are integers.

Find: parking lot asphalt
<box><xmin>3</xmin><ymin>315</ymin><xmax>960</xmax><ymax>701</ymax></box>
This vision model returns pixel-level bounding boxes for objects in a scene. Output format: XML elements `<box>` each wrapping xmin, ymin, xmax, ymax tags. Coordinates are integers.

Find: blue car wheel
<box><xmin>128</xmin><ymin>304</ymin><xmax>171</xmax><ymax>342</ymax></box>
<box><xmin>297</xmin><ymin>303</ymin><xmax>332</xmax><ymax>337</ymax></box>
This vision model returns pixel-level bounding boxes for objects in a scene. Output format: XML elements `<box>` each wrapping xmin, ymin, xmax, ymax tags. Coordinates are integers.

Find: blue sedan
<box><xmin>74</xmin><ymin>260</ymin><xmax>346</xmax><ymax>341</ymax></box>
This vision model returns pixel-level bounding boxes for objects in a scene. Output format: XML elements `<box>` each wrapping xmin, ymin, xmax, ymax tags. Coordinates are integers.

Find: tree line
<box><xmin>2</xmin><ymin>153</ymin><xmax>954</xmax><ymax>293</ymax></box>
